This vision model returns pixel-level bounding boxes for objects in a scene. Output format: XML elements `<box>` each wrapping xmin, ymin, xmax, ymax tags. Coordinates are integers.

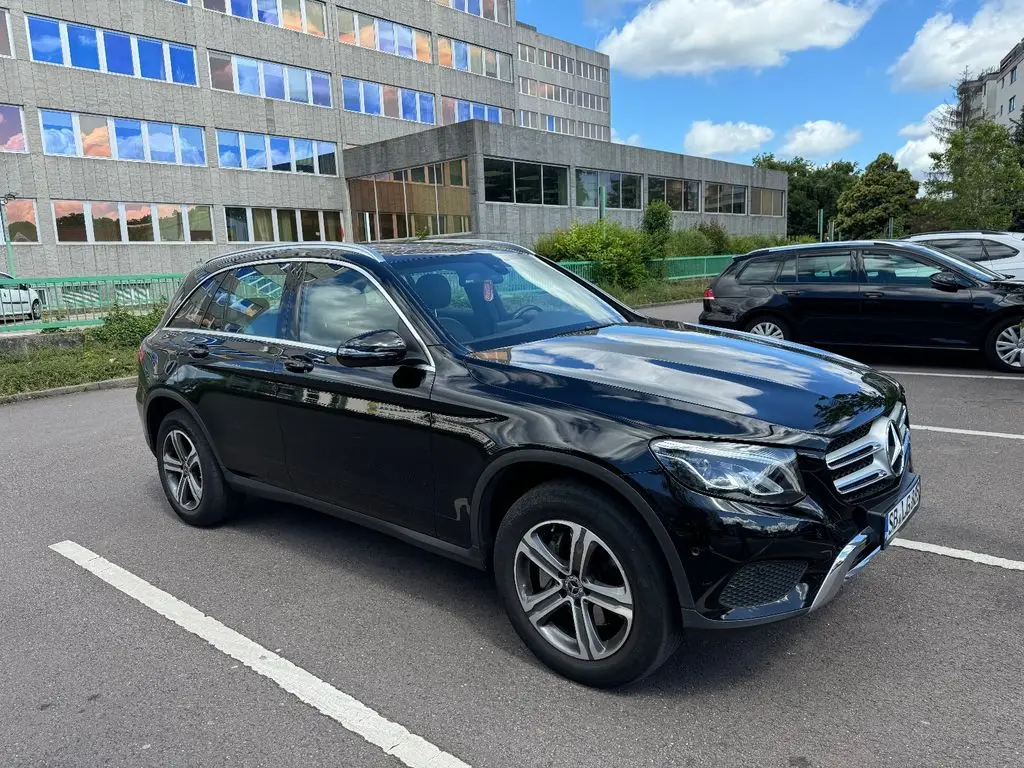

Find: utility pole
<box><xmin>1</xmin><ymin>192</ymin><xmax>17</xmax><ymax>277</ymax></box>
<box><xmin>817</xmin><ymin>209</ymin><xmax>824</xmax><ymax>242</ymax></box>
<box><xmin>598</xmin><ymin>185</ymin><xmax>606</xmax><ymax>220</ymax></box>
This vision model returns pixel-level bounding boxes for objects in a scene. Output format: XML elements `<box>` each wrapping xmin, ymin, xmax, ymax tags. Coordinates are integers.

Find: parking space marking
<box><xmin>914</xmin><ymin>425</ymin><xmax>1024</xmax><ymax>440</ymax></box>
<box><xmin>881</xmin><ymin>370</ymin><xmax>1024</xmax><ymax>381</ymax></box>
<box><xmin>892</xmin><ymin>539</ymin><xmax>1024</xmax><ymax>571</ymax></box>
<box><xmin>49</xmin><ymin>541</ymin><xmax>471</xmax><ymax>768</ymax></box>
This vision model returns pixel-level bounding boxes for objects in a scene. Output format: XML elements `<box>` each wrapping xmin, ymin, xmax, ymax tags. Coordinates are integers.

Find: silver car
<box><xmin>904</xmin><ymin>231</ymin><xmax>1024</xmax><ymax>279</ymax></box>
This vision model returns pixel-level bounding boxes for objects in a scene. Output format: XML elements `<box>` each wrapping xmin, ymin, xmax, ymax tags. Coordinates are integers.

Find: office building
<box><xmin>0</xmin><ymin>0</ymin><xmax>782</xmax><ymax>278</ymax></box>
<box><xmin>956</xmin><ymin>37</ymin><xmax>1024</xmax><ymax>130</ymax></box>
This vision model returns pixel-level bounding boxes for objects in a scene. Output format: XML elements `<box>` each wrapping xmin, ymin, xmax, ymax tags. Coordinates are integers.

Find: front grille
<box><xmin>719</xmin><ymin>560</ymin><xmax>808</xmax><ymax>609</ymax></box>
<box><xmin>824</xmin><ymin>402</ymin><xmax>910</xmax><ymax>499</ymax></box>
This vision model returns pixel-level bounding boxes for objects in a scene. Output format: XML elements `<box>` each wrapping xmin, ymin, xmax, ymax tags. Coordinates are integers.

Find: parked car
<box><xmin>699</xmin><ymin>240</ymin><xmax>1024</xmax><ymax>372</ymax></box>
<box><xmin>138</xmin><ymin>240</ymin><xmax>921</xmax><ymax>687</ymax></box>
<box><xmin>903</xmin><ymin>231</ymin><xmax>1024</xmax><ymax>278</ymax></box>
<box><xmin>0</xmin><ymin>272</ymin><xmax>42</xmax><ymax>321</ymax></box>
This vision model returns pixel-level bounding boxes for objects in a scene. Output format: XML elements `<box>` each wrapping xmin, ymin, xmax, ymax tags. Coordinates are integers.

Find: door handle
<box><xmin>284</xmin><ymin>355</ymin><xmax>315</xmax><ymax>373</ymax></box>
<box><xmin>188</xmin><ymin>344</ymin><xmax>209</xmax><ymax>359</ymax></box>
<box><xmin>863</xmin><ymin>291</ymin><xmax>885</xmax><ymax>299</ymax></box>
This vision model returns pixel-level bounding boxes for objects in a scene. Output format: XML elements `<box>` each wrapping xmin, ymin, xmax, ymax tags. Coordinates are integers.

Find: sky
<box><xmin>514</xmin><ymin>0</ymin><xmax>1024</xmax><ymax>178</ymax></box>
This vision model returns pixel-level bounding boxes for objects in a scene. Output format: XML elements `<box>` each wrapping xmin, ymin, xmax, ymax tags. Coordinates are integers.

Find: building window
<box><xmin>52</xmin><ymin>201</ymin><xmax>214</xmax><ymax>243</ymax></box>
<box><xmin>577</xmin><ymin>121</ymin><xmax>610</xmax><ymax>141</ymax></box>
<box><xmin>520</xmin><ymin>77</ymin><xmax>575</xmax><ymax>105</ymax></box>
<box><xmin>342</xmin><ymin>78</ymin><xmax>434</xmax><ymax>124</ymax></box>
<box><xmin>545</xmin><ymin>115</ymin><xmax>574</xmax><ymax>136</ymax></box>
<box><xmin>440</xmin><ymin>97</ymin><xmax>513</xmax><ymax>126</ymax></box>
<box><xmin>533</xmin><ymin>48</ymin><xmax>573</xmax><ymax>75</ymax></box>
<box><xmin>1</xmin><ymin>9</ymin><xmax>12</xmax><ymax>58</ymax></box>
<box><xmin>518</xmin><ymin>43</ymin><xmax>536</xmax><ymax>63</ymax></box>
<box><xmin>26</xmin><ymin>16</ymin><xmax>197</xmax><ymax>85</ymax></box>
<box><xmin>1012</xmin><ymin>67</ymin><xmax>1018</xmax><ymax>84</ymax></box>
<box><xmin>438</xmin><ymin>37</ymin><xmax>512</xmax><ymax>82</ymax></box>
<box><xmin>1011</xmin><ymin>96</ymin><xmax>1017</xmax><ymax>113</ymax></box>
<box><xmin>577</xmin><ymin>91</ymin><xmax>608</xmax><ymax>112</ymax></box>
<box><xmin>339</xmin><ymin>9</ymin><xmax>431</xmax><ymax>63</ymax></box>
<box><xmin>39</xmin><ymin>109</ymin><xmax>207</xmax><ymax>166</ymax></box>
<box><xmin>750</xmin><ymin>187</ymin><xmax>784</xmax><ymax>216</ymax></box>
<box><xmin>648</xmin><ymin>177</ymin><xmax>699</xmax><ymax>212</ymax></box>
<box><xmin>182</xmin><ymin>0</ymin><xmax>326</xmax><ymax>36</ymax></box>
<box><xmin>433</xmin><ymin>0</ymin><xmax>510</xmax><ymax>25</ymax></box>
<box><xmin>577</xmin><ymin>61</ymin><xmax>609</xmax><ymax>83</ymax></box>
<box><xmin>576</xmin><ymin>169</ymin><xmax>642</xmax><ymax>209</ymax></box>
<box><xmin>705</xmin><ymin>183</ymin><xmax>747</xmax><ymax>215</ymax></box>
<box><xmin>223</xmin><ymin>206</ymin><xmax>343</xmax><ymax>242</ymax></box>
<box><xmin>209</xmin><ymin>52</ymin><xmax>331</xmax><ymax>106</ymax></box>
<box><xmin>486</xmin><ymin>161</ymin><xmax>571</xmax><ymax>206</ymax></box>
<box><xmin>0</xmin><ymin>200</ymin><xmax>40</xmax><ymax>243</ymax></box>
<box><xmin>0</xmin><ymin>104</ymin><xmax>26</xmax><ymax>152</ymax></box>
<box><xmin>518</xmin><ymin>110</ymin><xmax>540</xmax><ymax>129</ymax></box>
<box><xmin>215</xmin><ymin>130</ymin><xmax>337</xmax><ymax>175</ymax></box>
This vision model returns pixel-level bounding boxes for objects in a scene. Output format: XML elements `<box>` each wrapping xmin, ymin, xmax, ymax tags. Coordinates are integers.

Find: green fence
<box><xmin>0</xmin><ymin>254</ymin><xmax>736</xmax><ymax>333</ymax></box>
<box><xmin>0</xmin><ymin>274</ymin><xmax>184</xmax><ymax>333</ymax></box>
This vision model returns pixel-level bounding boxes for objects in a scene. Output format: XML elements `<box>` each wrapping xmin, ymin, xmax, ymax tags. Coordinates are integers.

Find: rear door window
<box><xmin>206</xmin><ymin>263</ymin><xmax>294</xmax><ymax>338</ymax></box>
<box><xmin>736</xmin><ymin>258</ymin><xmax>780</xmax><ymax>284</ymax></box>
<box><xmin>168</xmin><ymin>275</ymin><xmax>225</xmax><ymax>329</ymax></box>
<box><xmin>794</xmin><ymin>251</ymin><xmax>855</xmax><ymax>283</ymax></box>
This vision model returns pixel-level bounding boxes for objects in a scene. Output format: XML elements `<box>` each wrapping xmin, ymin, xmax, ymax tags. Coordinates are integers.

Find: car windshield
<box><xmin>911</xmin><ymin>244</ymin><xmax>1005</xmax><ymax>281</ymax></box>
<box><xmin>390</xmin><ymin>249</ymin><xmax>629</xmax><ymax>350</ymax></box>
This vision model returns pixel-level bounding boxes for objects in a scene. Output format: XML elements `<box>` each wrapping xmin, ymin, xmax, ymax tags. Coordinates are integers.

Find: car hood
<box><xmin>470</xmin><ymin>321</ymin><xmax>901</xmax><ymax>446</ymax></box>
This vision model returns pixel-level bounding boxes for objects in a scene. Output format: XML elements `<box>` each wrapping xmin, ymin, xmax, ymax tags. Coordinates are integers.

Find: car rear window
<box><xmin>736</xmin><ymin>258</ymin><xmax>779</xmax><ymax>283</ymax></box>
<box><xmin>983</xmin><ymin>240</ymin><xmax>1020</xmax><ymax>259</ymax></box>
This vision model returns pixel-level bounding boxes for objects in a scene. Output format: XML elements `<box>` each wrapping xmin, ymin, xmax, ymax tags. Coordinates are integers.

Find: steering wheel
<box><xmin>512</xmin><ymin>305</ymin><xmax>544</xmax><ymax>322</ymax></box>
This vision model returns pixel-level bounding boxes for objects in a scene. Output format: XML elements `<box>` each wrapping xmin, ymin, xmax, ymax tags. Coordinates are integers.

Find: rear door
<box><xmin>857</xmin><ymin>247</ymin><xmax>981</xmax><ymax>348</ymax></box>
<box><xmin>776</xmin><ymin>249</ymin><xmax>862</xmax><ymax>344</ymax></box>
<box><xmin>161</xmin><ymin>260</ymin><xmax>299</xmax><ymax>487</ymax></box>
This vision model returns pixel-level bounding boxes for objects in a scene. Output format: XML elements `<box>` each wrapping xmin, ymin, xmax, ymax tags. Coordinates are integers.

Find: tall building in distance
<box><xmin>0</xmin><ymin>0</ymin><xmax>784</xmax><ymax>277</ymax></box>
<box><xmin>956</xmin><ymin>37</ymin><xmax>1024</xmax><ymax>131</ymax></box>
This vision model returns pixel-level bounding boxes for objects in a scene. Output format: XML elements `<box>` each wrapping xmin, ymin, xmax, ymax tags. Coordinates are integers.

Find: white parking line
<box><xmin>914</xmin><ymin>425</ymin><xmax>1024</xmax><ymax>441</ymax></box>
<box><xmin>49</xmin><ymin>541</ymin><xmax>471</xmax><ymax>768</ymax></box>
<box><xmin>881</xmin><ymin>370</ymin><xmax>1024</xmax><ymax>381</ymax></box>
<box><xmin>892</xmin><ymin>539</ymin><xmax>1024</xmax><ymax>571</ymax></box>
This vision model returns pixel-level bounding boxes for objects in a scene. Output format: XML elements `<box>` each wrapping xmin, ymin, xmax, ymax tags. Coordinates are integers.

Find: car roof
<box><xmin>904</xmin><ymin>231</ymin><xmax>1014</xmax><ymax>238</ymax></box>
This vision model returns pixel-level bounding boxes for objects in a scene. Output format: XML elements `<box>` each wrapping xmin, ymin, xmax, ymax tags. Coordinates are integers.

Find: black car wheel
<box><xmin>494</xmin><ymin>480</ymin><xmax>680</xmax><ymax>688</ymax></box>
<box><xmin>31</xmin><ymin>300</ymin><xmax>41</xmax><ymax>320</ymax></box>
<box><xmin>744</xmin><ymin>315</ymin><xmax>791</xmax><ymax>340</ymax></box>
<box><xmin>985</xmin><ymin>316</ymin><xmax>1024</xmax><ymax>372</ymax></box>
<box><xmin>156</xmin><ymin>409</ymin><xmax>242</xmax><ymax>526</ymax></box>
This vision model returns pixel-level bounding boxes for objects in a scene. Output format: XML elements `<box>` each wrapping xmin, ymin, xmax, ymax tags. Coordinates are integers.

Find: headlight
<box><xmin>650</xmin><ymin>439</ymin><xmax>805</xmax><ymax>506</ymax></box>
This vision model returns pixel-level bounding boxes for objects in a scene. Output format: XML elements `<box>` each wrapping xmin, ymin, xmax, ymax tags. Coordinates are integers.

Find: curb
<box><xmin>0</xmin><ymin>376</ymin><xmax>136</xmax><ymax>406</ymax></box>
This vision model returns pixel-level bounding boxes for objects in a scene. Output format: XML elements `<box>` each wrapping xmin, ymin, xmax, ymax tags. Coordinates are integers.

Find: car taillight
<box><xmin>703</xmin><ymin>287</ymin><xmax>715</xmax><ymax>300</ymax></box>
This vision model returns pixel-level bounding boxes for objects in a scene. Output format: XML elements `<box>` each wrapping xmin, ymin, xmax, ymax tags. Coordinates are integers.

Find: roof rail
<box><xmin>905</xmin><ymin>230</ymin><xmax>1009</xmax><ymax>238</ymax></box>
<box><xmin>419</xmin><ymin>237</ymin><xmax>536</xmax><ymax>255</ymax></box>
<box><xmin>204</xmin><ymin>242</ymin><xmax>385</xmax><ymax>263</ymax></box>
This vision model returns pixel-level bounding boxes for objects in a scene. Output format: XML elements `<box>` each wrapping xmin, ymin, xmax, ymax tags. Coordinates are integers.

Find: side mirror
<box><xmin>19</xmin><ymin>283</ymin><xmax>30</xmax><ymax>291</ymax></box>
<box><xmin>337</xmin><ymin>329</ymin><xmax>407</xmax><ymax>368</ymax></box>
<box><xmin>930</xmin><ymin>271</ymin><xmax>968</xmax><ymax>292</ymax></box>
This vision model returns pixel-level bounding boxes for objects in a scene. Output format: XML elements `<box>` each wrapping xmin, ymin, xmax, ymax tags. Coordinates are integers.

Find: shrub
<box><xmin>727</xmin><ymin>233</ymin><xmax>789</xmax><ymax>254</ymax></box>
<box><xmin>532</xmin><ymin>221</ymin><xmax>647</xmax><ymax>289</ymax></box>
<box><xmin>641</xmin><ymin>200</ymin><xmax>672</xmax><ymax>263</ymax></box>
<box><xmin>667</xmin><ymin>229</ymin><xmax>713</xmax><ymax>257</ymax></box>
<box><xmin>86</xmin><ymin>303</ymin><xmax>166</xmax><ymax>348</ymax></box>
<box><xmin>697</xmin><ymin>220</ymin><xmax>731</xmax><ymax>254</ymax></box>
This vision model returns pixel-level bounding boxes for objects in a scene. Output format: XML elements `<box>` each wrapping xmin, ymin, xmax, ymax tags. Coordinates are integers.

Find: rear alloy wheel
<box><xmin>744</xmin><ymin>316</ymin><xmax>790</xmax><ymax>340</ymax></box>
<box><xmin>494</xmin><ymin>480</ymin><xmax>679</xmax><ymax>688</ymax></box>
<box><xmin>31</xmin><ymin>300</ymin><xmax>41</xmax><ymax>320</ymax></box>
<box><xmin>986</xmin><ymin>317</ymin><xmax>1024</xmax><ymax>372</ymax></box>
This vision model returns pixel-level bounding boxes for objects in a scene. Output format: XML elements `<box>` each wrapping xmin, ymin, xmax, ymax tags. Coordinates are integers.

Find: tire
<box><xmin>493</xmin><ymin>480</ymin><xmax>680</xmax><ymax>688</ymax></box>
<box><xmin>743</xmin><ymin>314</ymin><xmax>791</xmax><ymax>341</ymax></box>
<box><xmin>984</xmin><ymin>316</ymin><xmax>1024</xmax><ymax>373</ymax></box>
<box><xmin>155</xmin><ymin>409</ymin><xmax>243</xmax><ymax>526</ymax></box>
<box><xmin>31</xmin><ymin>300</ymin><xmax>41</xmax><ymax>320</ymax></box>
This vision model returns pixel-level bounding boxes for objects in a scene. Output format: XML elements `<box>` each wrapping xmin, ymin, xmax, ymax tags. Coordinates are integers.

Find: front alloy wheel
<box><xmin>515</xmin><ymin>520</ymin><xmax>633</xmax><ymax>661</ymax></box>
<box><xmin>994</xmin><ymin>323</ymin><xmax>1024</xmax><ymax>369</ymax></box>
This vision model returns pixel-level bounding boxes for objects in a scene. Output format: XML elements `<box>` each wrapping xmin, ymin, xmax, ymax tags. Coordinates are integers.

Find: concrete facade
<box><xmin>344</xmin><ymin>121</ymin><xmax>789</xmax><ymax>248</ymax></box>
<box><xmin>0</xmin><ymin>0</ymin><xmax>614</xmax><ymax>277</ymax></box>
<box><xmin>957</xmin><ymin>37</ymin><xmax>1024</xmax><ymax>130</ymax></box>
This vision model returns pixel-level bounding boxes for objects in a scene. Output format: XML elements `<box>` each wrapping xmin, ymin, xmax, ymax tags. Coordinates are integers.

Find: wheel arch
<box><xmin>144</xmin><ymin>389</ymin><xmax>224</xmax><ymax>467</ymax></box>
<box><xmin>471</xmin><ymin>450</ymin><xmax>695</xmax><ymax>611</ymax></box>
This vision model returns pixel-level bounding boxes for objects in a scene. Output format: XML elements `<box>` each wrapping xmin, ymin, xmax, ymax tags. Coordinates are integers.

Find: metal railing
<box><xmin>0</xmin><ymin>274</ymin><xmax>183</xmax><ymax>333</ymax></box>
<box><xmin>0</xmin><ymin>255</ymin><xmax>735</xmax><ymax>333</ymax></box>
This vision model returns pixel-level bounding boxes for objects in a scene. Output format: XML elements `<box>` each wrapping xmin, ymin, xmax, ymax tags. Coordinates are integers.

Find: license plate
<box><xmin>884</xmin><ymin>478</ymin><xmax>921</xmax><ymax>546</ymax></box>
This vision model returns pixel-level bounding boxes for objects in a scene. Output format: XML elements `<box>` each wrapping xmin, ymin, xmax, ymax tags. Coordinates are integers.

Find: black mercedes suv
<box><xmin>138</xmin><ymin>240</ymin><xmax>921</xmax><ymax>687</ymax></box>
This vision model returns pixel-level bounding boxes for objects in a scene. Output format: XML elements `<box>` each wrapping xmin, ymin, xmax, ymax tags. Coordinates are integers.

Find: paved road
<box><xmin>2</xmin><ymin>341</ymin><xmax>1023</xmax><ymax>767</ymax></box>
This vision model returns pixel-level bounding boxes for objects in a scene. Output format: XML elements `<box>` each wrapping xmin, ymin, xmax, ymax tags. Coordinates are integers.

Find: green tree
<box><xmin>834</xmin><ymin>153</ymin><xmax>919</xmax><ymax>238</ymax></box>
<box><xmin>1009</xmin><ymin>118</ymin><xmax>1024</xmax><ymax>231</ymax></box>
<box><xmin>752</xmin><ymin>154</ymin><xmax>859</xmax><ymax>238</ymax></box>
<box><xmin>641</xmin><ymin>199</ymin><xmax>672</xmax><ymax>263</ymax></box>
<box><xmin>924</xmin><ymin>120</ymin><xmax>1024</xmax><ymax>230</ymax></box>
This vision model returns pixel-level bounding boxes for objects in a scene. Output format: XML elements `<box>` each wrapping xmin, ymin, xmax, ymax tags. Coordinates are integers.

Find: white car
<box><xmin>904</xmin><ymin>231</ymin><xmax>1024</xmax><ymax>278</ymax></box>
<box><xmin>0</xmin><ymin>271</ymin><xmax>42</xmax><ymax>321</ymax></box>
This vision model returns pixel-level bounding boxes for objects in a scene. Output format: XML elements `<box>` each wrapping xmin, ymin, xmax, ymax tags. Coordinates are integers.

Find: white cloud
<box><xmin>779</xmin><ymin>120</ymin><xmax>861</xmax><ymax>158</ymax></box>
<box><xmin>598</xmin><ymin>0</ymin><xmax>876</xmax><ymax>77</ymax></box>
<box><xmin>889</xmin><ymin>0</ymin><xmax>1024</xmax><ymax>90</ymax></box>
<box><xmin>894</xmin><ymin>135</ymin><xmax>943</xmax><ymax>180</ymax></box>
<box><xmin>898</xmin><ymin>104</ymin><xmax>949</xmax><ymax>137</ymax></box>
<box><xmin>683</xmin><ymin>120</ymin><xmax>774</xmax><ymax>157</ymax></box>
<box><xmin>611</xmin><ymin>128</ymin><xmax>643</xmax><ymax>145</ymax></box>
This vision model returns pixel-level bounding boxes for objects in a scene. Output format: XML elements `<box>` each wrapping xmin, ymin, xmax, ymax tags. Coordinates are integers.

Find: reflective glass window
<box><xmin>218</xmin><ymin>130</ymin><xmax>242</xmax><ymax>168</ymax></box>
<box><xmin>28</xmin><ymin>17</ymin><xmax>64</xmax><ymax>64</ymax></box>
<box><xmin>244</xmin><ymin>133</ymin><xmax>268</xmax><ymax>169</ymax></box>
<box><xmin>270</xmin><ymin>136</ymin><xmax>292</xmax><ymax>171</ymax></box>
<box><xmin>41</xmin><ymin>110</ymin><xmax>76</xmax><ymax>155</ymax></box>
<box><xmin>137</xmin><ymin>38</ymin><xmax>166</xmax><ymax>80</ymax></box>
<box><xmin>104</xmin><ymin>31</ymin><xmax>134</xmax><ymax>75</ymax></box>
<box><xmin>148</xmin><ymin>123</ymin><xmax>176</xmax><ymax>163</ymax></box>
<box><xmin>91</xmin><ymin>201</ymin><xmax>123</xmax><ymax>242</ymax></box>
<box><xmin>178</xmin><ymin>126</ymin><xmax>206</xmax><ymax>165</ymax></box>
<box><xmin>67</xmin><ymin>24</ymin><xmax>100</xmax><ymax>70</ymax></box>
<box><xmin>262</xmin><ymin>62</ymin><xmax>286</xmax><ymax>99</ymax></box>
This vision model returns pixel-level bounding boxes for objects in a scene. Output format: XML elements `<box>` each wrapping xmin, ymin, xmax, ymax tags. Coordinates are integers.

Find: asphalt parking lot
<box><xmin>2</xmin><ymin>305</ymin><xmax>1022</xmax><ymax>768</ymax></box>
